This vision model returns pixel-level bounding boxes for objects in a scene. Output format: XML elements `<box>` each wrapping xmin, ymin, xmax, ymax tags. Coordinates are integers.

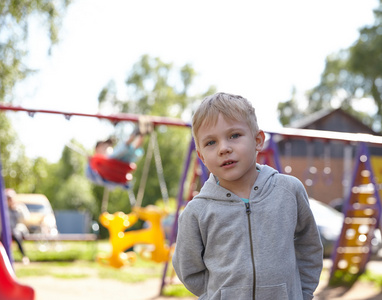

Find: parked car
<box><xmin>14</xmin><ymin>194</ymin><xmax>58</xmax><ymax>236</ymax></box>
<box><xmin>309</xmin><ymin>198</ymin><xmax>343</xmax><ymax>257</ymax></box>
<box><xmin>309</xmin><ymin>198</ymin><xmax>382</xmax><ymax>258</ymax></box>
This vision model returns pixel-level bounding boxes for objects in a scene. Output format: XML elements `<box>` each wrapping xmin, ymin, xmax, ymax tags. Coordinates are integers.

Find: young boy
<box><xmin>172</xmin><ymin>92</ymin><xmax>323</xmax><ymax>300</ymax></box>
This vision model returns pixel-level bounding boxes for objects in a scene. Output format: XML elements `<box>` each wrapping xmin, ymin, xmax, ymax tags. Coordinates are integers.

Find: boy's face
<box><xmin>196</xmin><ymin>114</ymin><xmax>264</xmax><ymax>189</ymax></box>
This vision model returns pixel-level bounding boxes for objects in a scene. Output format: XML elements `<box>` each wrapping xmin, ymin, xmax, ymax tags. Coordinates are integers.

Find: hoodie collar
<box><xmin>195</xmin><ymin>164</ymin><xmax>278</xmax><ymax>203</ymax></box>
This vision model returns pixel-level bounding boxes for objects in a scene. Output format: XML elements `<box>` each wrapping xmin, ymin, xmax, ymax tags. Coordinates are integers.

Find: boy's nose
<box><xmin>219</xmin><ymin>143</ymin><xmax>233</xmax><ymax>155</ymax></box>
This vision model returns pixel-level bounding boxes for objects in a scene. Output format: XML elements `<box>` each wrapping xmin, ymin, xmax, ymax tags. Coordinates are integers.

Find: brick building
<box><xmin>270</xmin><ymin>108</ymin><xmax>382</xmax><ymax>205</ymax></box>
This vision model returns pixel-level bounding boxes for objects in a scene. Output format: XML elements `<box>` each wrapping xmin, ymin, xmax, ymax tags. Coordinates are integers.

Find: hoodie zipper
<box><xmin>245</xmin><ymin>202</ymin><xmax>256</xmax><ymax>299</ymax></box>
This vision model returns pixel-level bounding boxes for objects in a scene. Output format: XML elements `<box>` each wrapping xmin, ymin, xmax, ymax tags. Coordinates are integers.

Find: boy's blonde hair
<box><xmin>192</xmin><ymin>92</ymin><xmax>260</xmax><ymax>150</ymax></box>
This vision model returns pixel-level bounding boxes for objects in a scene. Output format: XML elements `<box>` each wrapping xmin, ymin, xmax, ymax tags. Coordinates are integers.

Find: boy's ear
<box><xmin>255</xmin><ymin>130</ymin><xmax>265</xmax><ymax>152</ymax></box>
<box><xmin>197</xmin><ymin>150</ymin><xmax>205</xmax><ymax>164</ymax></box>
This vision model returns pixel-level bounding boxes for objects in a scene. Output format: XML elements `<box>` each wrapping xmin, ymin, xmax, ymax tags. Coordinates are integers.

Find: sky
<box><xmin>6</xmin><ymin>0</ymin><xmax>379</xmax><ymax>162</ymax></box>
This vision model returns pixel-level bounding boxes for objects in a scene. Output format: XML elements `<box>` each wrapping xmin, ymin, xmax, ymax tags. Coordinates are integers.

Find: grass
<box><xmin>12</xmin><ymin>241</ymin><xmax>382</xmax><ymax>298</ymax></box>
<box><xmin>11</xmin><ymin>239</ymin><xmax>194</xmax><ymax>297</ymax></box>
<box><xmin>162</xmin><ymin>285</ymin><xmax>195</xmax><ymax>297</ymax></box>
<box><xmin>322</xmin><ymin>258</ymin><xmax>382</xmax><ymax>292</ymax></box>
<box><xmin>12</xmin><ymin>240</ymin><xmax>97</xmax><ymax>262</ymax></box>
<box><xmin>359</xmin><ymin>270</ymin><xmax>382</xmax><ymax>288</ymax></box>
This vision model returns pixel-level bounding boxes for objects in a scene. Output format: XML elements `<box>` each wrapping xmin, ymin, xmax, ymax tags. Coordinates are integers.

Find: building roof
<box><xmin>287</xmin><ymin>108</ymin><xmax>380</xmax><ymax>135</ymax></box>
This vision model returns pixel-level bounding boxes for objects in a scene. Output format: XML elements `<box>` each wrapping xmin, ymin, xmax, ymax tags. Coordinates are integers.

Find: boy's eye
<box><xmin>231</xmin><ymin>133</ymin><xmax>240</xmax><ymax>139</ymax></box>
<box><xmin>206</xmin><ymin>140</ymin><xmax>215</xmax><ymax>146</ymax></box>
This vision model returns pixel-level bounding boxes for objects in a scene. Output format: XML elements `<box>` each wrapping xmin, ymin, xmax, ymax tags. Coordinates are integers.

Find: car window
<box><xmin>25</xmin><ymin>203</ymin><xmax>52</xmax><ymax>214</ymax></box>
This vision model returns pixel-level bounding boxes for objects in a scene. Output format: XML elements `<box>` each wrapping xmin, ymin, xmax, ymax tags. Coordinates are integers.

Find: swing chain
<box><xmin>135</xmin><ymin>130</ymin><xmax>169</xmax><ymax>208</ymax></box>
<box><xmin>152</xmin><ymin>131</ymin><xmax>169</xmax><ymax>204</ymax></box>
<box><xmin>136</xmin><ymin>132</ymin><xmax>155</xmax><ymax>207</ymax></box>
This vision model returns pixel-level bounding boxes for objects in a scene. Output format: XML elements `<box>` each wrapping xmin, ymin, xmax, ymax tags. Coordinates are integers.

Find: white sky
<box><xmin>7</xmin><ymin>0</ymin><xmax>378</xmax><ymax>162</ymax></box>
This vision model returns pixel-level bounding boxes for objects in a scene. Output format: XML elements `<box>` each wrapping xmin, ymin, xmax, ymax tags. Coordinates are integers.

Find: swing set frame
<box><xmin>1</xmin><ymin>104</ymin><xmax>382</xmax><ymax>295</ymax></box>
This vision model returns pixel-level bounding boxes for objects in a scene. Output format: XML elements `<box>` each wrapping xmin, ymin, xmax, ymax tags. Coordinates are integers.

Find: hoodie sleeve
<box><xmin>172</xmin><ymin>203</ymin><xmax>207</xmax><ymax>296</ymax></box>
<box><xmin>293</xmin><ymin>180</ymin><xmax>323</xmax><ymax>300</ymax></box>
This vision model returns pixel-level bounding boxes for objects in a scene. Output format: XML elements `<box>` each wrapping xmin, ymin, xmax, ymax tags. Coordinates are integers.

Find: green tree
<box><xmin>98</xmin><ymin>54</ymin><xmax>215</xmax><ymax>210</ymax></box>
<box><xmin>303</xmin><ymin>1</ymin><xmax>382</xmax><ymax>132</ymax></box>
<box><xmin>0</xmin><ymin>113</ymin><xmax>32</xmax><ymax>191</ymax></box>
<box><xmin>43</xmin><ymin>140</ymin><xmax>96</xmax><ymax>213</ymax></box>
<box><xmin>1</xmin><ymin>0</ymin><xmax>72</xmax><ymax>193</ymax></box>
<box><xmin>277</xmin><ymin>86</ymin><xmax>306</xmax><ymax>126</ymax></box>
<box><xmin>1</xmin><ymin>113</ymin><xmax>61</xmax><ymax>196</ymax></box>
<box><xmin>54</xmin><ymin>174</ymin><xmax>96</xmax><ymax>213</ymax></box>
<box><xmin>0</xmin><ymin>0</ymin><xmax>71</xmax><ymax>102</ymax></box>
<box><xmin>56</xmin><ymin>140</ymin><xmax>88</xmax><ymax>181</ymax></box>
<box><xmin>29</xmin><ymin>157</ymin><xmax>51</xmax><ymax>193</ymax></box>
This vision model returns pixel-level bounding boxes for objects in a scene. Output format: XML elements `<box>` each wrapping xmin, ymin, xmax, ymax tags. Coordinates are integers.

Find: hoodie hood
<box><xmin>194</xmin><ymin>163</ymin><xmax>279</xmax><ymax>203</ymax></box>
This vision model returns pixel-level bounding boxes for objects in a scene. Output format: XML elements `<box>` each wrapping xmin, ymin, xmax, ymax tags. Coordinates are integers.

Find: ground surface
<box><xmin>18</xmin><ymin>276</ymin><xmax>196</xmax><ymax>300</ymax></box>
<box><xmin>14</xmin><ymin>260</ymin><xmax>382</xmax><ymax>300</ymax></box>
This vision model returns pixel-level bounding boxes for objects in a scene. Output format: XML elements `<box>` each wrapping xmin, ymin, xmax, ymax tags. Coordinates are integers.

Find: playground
<box><xmin>9</xmin><ymin>258</ymin><xmax>382</xmax><ymax>300</ymax></box>
<box><xmin>1</xmin><ymin>105</ymin><xmax>382</xmax><ymax>299</ymax></box>
<box><xmin>12</xmin><ymin>258</ymin><xmax>197</xmax><ymax>300</ymax></box>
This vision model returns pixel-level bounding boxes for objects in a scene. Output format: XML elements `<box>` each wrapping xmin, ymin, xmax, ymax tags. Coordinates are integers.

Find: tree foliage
<box><xmin>0</xmin><ymin>113</ymin><xmax>32</xmax><ymax>190</ymax></box>
<box><xmin>38</xmin><ymin>139</ymin><xmax>96</xmax><ymax>213</ymax></box>
<box><xmin>278</xmin><ymin>1</ymin><xmax>382</xmax><ymax>132</ymax></box>
<box><xmin>0</xmin><ymin>0</ymin><xmax>71</xmax><ymax>102</ymax></box>
<box><xmin>98</xmin><ymin>54</ymin><xmax>215</xmax><ymax>210</ymax></box>
<box><xmin>54</xmin><ymin>174</ymin><xmax>96</xmax><ymax>213</ymax></box>
<box><xmin>0</xmin><ymin>0</ymin><xmax>72</xmax><ymax>196</ymax></box>
<box><xmin>277</xmin><ymin>86</ymin><xmax>307</xmax><ymax>126</ymax></box>
<box><xmin>304</xmin><ymin>1</ymin><xmax>382</xmax><ymax>132</ymax></box>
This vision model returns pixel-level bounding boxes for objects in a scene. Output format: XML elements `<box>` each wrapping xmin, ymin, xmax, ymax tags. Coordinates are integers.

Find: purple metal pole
<box><xmin>0</xmin><ymin>150</ymin><xmax>13</xmax><ymax>264</ymax></box>
<box><xmin>268</xmin><ymin>133</ymin><xmax>283</xmax><ymax>173</ymax></box>
<box><xmin>159</xmin><ymin>137</ymin><xmax>196</xmax><ymax>294</ymax></box>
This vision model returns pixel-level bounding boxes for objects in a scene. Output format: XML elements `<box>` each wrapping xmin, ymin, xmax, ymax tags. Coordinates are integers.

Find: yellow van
<box><xmin>14</xmin><ymin>194</ymin><xmax>58</xmax><ymax>236</ymax></box>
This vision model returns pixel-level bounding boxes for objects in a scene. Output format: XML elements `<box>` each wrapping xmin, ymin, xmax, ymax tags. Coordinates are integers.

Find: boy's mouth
<box><xmin>221</xmin><ymin>160</ymin><xmax>235</xmax><ymax>167</ymax></box>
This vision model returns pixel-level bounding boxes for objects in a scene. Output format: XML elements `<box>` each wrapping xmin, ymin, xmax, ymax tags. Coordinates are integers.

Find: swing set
<box><xmin>1</xmin><ymin>104</ymin><xmax>382</xmax><ymax>298</ymax></box>
<box><xmin>263</xmin><ymin>128</ymin><xmax>382</xmax><ymax>288</ymax></box>
<box><xmin>0</xmin><ymin>104</ymin><xmax>193</xmax><ymax>299</ymax></box>
<box><xmin>96</xmin><ymin>129</ymin><xmax>175</xmax><ymax>268</ymax></box>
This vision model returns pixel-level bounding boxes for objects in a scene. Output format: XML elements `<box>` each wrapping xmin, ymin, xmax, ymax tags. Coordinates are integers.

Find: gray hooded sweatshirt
<box><xmin>172</xmin><ymin>164</ymin><xmax>323</xmax><ymax>300</ymax></box>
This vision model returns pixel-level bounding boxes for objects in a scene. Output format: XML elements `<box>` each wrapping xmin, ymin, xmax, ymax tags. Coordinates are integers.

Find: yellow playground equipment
<box><xmin>98</xmin><ymin>131</ymin><xmax>175</xmax><ymax>268</ymax></box>
<box><xmin>97</xmin><ymin>205</ymin><xmax>172</xmax><ymax>268</ymax></box>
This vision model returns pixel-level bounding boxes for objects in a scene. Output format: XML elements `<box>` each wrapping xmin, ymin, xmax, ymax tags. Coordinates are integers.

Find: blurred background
<box><xmin>1</xmin><ymin>0</ymin><xmax>382</xmax><ymax>244</ymax></box>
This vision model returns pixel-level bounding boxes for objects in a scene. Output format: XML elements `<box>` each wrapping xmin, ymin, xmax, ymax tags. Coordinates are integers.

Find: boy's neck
<box><xmin>216</xmin><ymin>168</ymin><xmax>260</xmax><ymax>199</ymax></box>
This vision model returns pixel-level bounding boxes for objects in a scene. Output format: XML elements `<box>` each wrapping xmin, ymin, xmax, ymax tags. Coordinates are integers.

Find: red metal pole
<box><xmin>0</xmin><ymin>104</ymin><xmax>191</xmax><ymax>128</ymax></box>
<box><xmin>1</xmin><ymin>104</ymin><xmax>382</xmax><ymax>145</ymax></box>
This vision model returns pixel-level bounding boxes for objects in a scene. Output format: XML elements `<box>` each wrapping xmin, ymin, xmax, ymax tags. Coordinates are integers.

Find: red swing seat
<box><xmin>89</xmin><ymin>154</ymin><xmax>137</xmax><ymax>184</ymax></box>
